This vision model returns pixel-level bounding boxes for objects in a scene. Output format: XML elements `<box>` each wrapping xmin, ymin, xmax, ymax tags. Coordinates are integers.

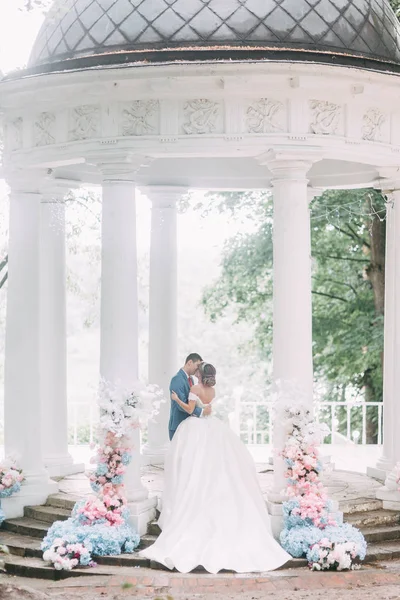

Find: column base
<box><xmin>376</xmin><ymin>486</ymin><xmax>400</xmax><ymax>510</ymax></box>
<box><xmin>1</xmin><ymin>478</ymin><xmax>59</xmax><ymax>520</ymax></box>
<box><xmin>141</xmin><ymin>443</ymin><xmax>168</xmax><ymax>466</ymax></box>
<box><xmin>376</xmin><ymin>468</ymin><xmax>400</xmax><ymax>509</ymax></box>
<box><xmin>266</xmin><ymin>500</ymin><xmax>284</xmax><ymax>540</ymax></box>
<box><xmin>128</xmin><ymin>496</ymin><xmax>158</xmax><ymax>536</ymax></box>
<box><xmin>367</xmin><ymin>466</ymin><xmax>390</xmax><ymax>483</ymax></box>
<box><xmin>44</xmin><ymin>454</ymin><xmax>85</xmax><ymax>478</ymax></box>
<box><xmin>367</xmin><ymin>456</ymin><xmax>394</xmax><ymax>483</ymax></box>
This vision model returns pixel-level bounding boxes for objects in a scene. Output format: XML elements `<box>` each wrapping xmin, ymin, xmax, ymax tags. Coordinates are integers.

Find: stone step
<box><xmin>148</xmin><ymin>556</ymin><xmax>308</xmax><ymax>573</ymax></box>
<box><xmin>147</xmin><ymin>521</ymin><xmax>161</xmax><ymax>536</ymax></box>
<box><xmin>95</xmin><ymin>553</ymin><xmax>150</xmax><ymax>568</ymax></box>
<box><xmin>138</xmin><ymin>534</ymin><xmax>157</xmax><ymax>550</ymax></box>
<box><xmin>346</xmin><ymin>509</ymin><xmax>400</xmax><ymax>528</ymax></box>
<box><xmin>0</xmin><ymin>531</ymin><xmax>42</xmax><ymax>558</ymax></box>
<box><xmin>2</xmin><ymin>518</ymin><xmax>49</xmax><ymax>539</ymax></box>
<box><xmin>3</xmin><ymin>555</ymin><xmax>117</xmax><ymax>580</ymax></box>
<box><xmin>366</xmin><ymin>540</ymin><xmax>400</xmax><ymax>562</ymax></box>
<box><xmin>361</xmin><ymin>524</ymin><xmax>400</xmax><ymax>543</ymax></box>
<box><xmin>24</xmin><ymin>506</ymin><xmax>71</xmax><ymax>524</ymax></box>
<box><xmin>340</xmin><ymin>498</ymin><xmax>383</xmax><ymax>515</ymax></box>
<box><xmin>45</xmin><ymin>493</ymin><xmax>80</xmax><ymax>511</ymax></box>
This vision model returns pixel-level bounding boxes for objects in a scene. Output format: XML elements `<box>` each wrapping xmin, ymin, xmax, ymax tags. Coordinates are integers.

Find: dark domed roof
<box><xmin>28</xmin><ymin>0</ymin><xmax>400</xmax><ymax>73</ymax></box>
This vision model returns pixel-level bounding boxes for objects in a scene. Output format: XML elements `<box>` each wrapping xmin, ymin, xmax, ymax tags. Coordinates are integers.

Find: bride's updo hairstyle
<box><xmin>199</xmin><ymin>362</ymin><xmax>216</xmax><ymax>387</ymax></box>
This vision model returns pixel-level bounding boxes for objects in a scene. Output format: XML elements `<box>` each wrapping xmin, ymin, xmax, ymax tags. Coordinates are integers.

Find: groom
<box><xmin>168</xmin><ymin>353</ymin><xmax>212</xmax><ymax>440</ymax></box>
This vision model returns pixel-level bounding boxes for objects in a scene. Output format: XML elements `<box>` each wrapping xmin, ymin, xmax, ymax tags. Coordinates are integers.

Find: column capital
<box><xmin>87</xmin><ymin>152</ymin><xmax>152</xmax><ymax>182</ymax></box>
<box><xmin>141</xmin><ymin>185</ymin><xmax>188</xmax><ymax>207</ymax></box>
<box><xmin>40</xmin><ymin>177</ymin><xmax>80</xmax><ymax>203</ymax></box>
<box><xmin>307</xmin><ymin>187</ymin><xmax>324</xmax><ymax>202</ymax></box>
<box><xmin>376</xmin><ymin>167</ymin><xmax>400</xmax><ymax>195</ymax></box>
<box><xmin>4</xmin><ymin>168</ymin><xmax>48</xmax><ymax>194</ymax></box>
<box><xmin>257</xmin><ymin>146</ymin><xmax>322</xmax><ymax>180</ymax></box>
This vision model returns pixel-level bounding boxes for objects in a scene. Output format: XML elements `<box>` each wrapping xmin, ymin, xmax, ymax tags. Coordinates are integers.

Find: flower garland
<box><xmin>42</xmin><ymin>379</ymin><xmax>163</xmax><ymax>571</ymax></box>
<box><xmin>277</xmin><ymin>390</ymin><xmax>367</xmax><ymax>571</ymax></box>
<box><xmin>0</xmin><ymin>458</ymin><xmax>25</xmax><ymax>525</ymax></box>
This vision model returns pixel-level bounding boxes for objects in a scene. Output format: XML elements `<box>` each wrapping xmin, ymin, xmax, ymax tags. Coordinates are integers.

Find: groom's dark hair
<box><xmin>185</xmin><ymin>353</ymin><xmax>203</xmax><ymax>364</ymax></box>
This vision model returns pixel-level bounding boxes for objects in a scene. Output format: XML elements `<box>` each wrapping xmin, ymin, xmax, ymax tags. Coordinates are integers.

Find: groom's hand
<box><xmin>203</xmin><ymin>405</ymin><xmax>212</xmax><ymax>417</ymax></box>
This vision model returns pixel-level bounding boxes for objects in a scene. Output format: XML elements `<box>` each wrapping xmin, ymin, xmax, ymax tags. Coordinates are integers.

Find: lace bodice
<box><xmin>189</xmin><ymin>392</ymin><xmax>213</xmax><ymax>409</ymax></box>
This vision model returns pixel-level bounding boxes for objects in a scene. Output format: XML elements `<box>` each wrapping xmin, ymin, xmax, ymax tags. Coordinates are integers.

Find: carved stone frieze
<box><xmin>8</xmin><ymin>117</ymin><xmax>23</xmax><ymax>151</ymax></box>
<box><xmin>362</xmin><ymin>108</ymin><xmax>386</xmax><ymax>142</ymax></box>
<box><xmin>34</xmin><ymin>112</ymin><xmax>56</xmax><ymax>146</ymax></box>
<box><xmin>121</xmin><ymin>100</ymin><xmax>160</xmax><ymax>136</ymax></box>
<box><xmin>182</xmin><ymin>99</ymin><xmax>220</xmax><ymax>135</ymax></box>
<box><xmin>69</xmin><ymin>105</ymin><xmax>100</xmax><ymax>141</ymax></box>
<box><xmin>309</xmin><ymin>100</ymin><xmax>341</xmax><ymax>135</ymax></box>
<box><xmin>246</xmin><ymin>98</ymin><xmax>285</xmax><ymax>133</ymax></box>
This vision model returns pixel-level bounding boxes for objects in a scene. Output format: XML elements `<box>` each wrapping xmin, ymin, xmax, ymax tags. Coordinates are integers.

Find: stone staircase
<box><xmin>1</xmin><ymin>494</ymin><xmax>400</xmax><ymax>580</ymax></box>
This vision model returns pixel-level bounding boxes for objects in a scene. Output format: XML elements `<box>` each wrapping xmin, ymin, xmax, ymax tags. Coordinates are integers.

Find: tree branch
<box><xmin>312</xmin><ymin>277</ymin><xmax>359</xmax><ymax>297</ymax></box>
<box><xmin>312</xmin><ymin>252</ymin><xmax>369</xmax><ymax>263</ymax></box>
<box><xmin>312</xmin><ymin>290</ymin><xmax>348</xmax><ymax>303</ymax></box>
<box><xmin>331</xmin><ymin>223</ymin><xmax>370</xmax><ymax>248</ymax></box>
<box><xmin>0</xmin><ymin>272</ymin><xmax>8</xmax><ymax>290</ymax></box>
<box><xmin>0</xmin><ymin>255</ymin><xmax>8</xmax><ymax>271</ymax></box>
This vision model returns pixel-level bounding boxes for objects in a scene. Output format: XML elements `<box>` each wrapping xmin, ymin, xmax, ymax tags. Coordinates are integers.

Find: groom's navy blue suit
<box><xmin>168</xmin><ymin>369</ymin><xmax>202</xmax><ymax>440</ymax></box>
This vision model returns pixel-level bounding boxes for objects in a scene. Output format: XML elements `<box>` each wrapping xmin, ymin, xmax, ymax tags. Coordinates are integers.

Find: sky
<box><xmin>0</xmin><ymin>4</ymin><xmax>44</xmax><ymax>74</ymax></box>
<box><xmin>0</xmin><ymin>3</ymin><xmax>252</xmax><ymax>254</ymax></box>
<box><xmin>0</xmin><ymin>3</ymin><xmax>259</xmax><ymax>406</ymax></box>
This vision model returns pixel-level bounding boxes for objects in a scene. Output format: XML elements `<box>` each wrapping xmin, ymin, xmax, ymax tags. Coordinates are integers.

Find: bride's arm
<box><xmin>171</xmin><ymin>391</ymin><xmax>196</xmax><ymax>414</ymax></box>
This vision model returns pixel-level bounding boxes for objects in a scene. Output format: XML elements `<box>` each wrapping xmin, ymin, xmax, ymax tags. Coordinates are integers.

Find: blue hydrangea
<box><xmin>111</xmin><ymin>476</ymin><xmax>123</xmax><ymax>485</ymax></box>
<box><xmin>280</xmin><ymin>523</ymin><xmax>367</xmax><ymax>561</ymax></box>
<box><xmin>121</xmin><ymin>453</ymin><xmax>132</xmax><ymax>466</ymax></box>
<box><xmin>280</xmin><ymin>524</ymin><xmax>322</xmax><ymax>557</ymax></box>
<box><xmin>42</xmin><ymin>501</ymin><xmax>140</xmax><ymax>560</ymax></box>
<box><xmin>0</xmin><ymin>483</ymin><xmax>21</xmax><ymax>499</ymax></box>
<box><xmin>95</xmin><ymin>464</ymin><xmax>108</xmax><ymax>477</ymax></box>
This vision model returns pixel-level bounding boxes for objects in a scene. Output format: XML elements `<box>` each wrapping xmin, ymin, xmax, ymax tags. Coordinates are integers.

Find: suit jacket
<box><xmin>168</xmin><ymin>369</ymin><xmax>202</xmax><ymax>435</ymax></box>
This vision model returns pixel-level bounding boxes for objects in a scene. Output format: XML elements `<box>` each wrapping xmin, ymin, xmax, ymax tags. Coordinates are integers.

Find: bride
<box><xmin>140</xmin><ymin>362</ymin><xmax>291</xmax><ymax>574</ymax></box>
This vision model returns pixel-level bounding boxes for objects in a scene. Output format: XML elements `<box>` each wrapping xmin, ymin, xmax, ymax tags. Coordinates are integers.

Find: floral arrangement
<box><xmin>307</xmin><ymin>538</ymin><xmax>361</xmax><ymax>571</ymax></box>
<box><xmin>276</xmin><ymin>384</ymin><xmax>367</xmax><ymax>571</ymax></box>
<box><xmin>89</xmin><ymin>435</ymin><xmax>132</xmax><ymax>492</ymax></box>
<box><xmin>43</xmin><ymin>539</ymin><xmax>95</xmax><ymax>571</ymax></box>
<box><xmin>0</xmin><ymin>458</ymin><xmax>24</xmax><ymax>499</ymax></box>
<box><xmin>0</xmin><ymin>457</ymin><xmax>25</xmax><ymax>526</ymax></box>
<box><xmin>42</xmin><ymin>379</ymin><xmax>163</xmax><ymax>571</ymax></box>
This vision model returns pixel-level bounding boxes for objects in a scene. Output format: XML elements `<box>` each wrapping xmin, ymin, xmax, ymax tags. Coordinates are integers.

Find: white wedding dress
<box><xmin>140</xmin><ymin>393</ymin><xmax>291</xmax><ymax>574</ymax></box>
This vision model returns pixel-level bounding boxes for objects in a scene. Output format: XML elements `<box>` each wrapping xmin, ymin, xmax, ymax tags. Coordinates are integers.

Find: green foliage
<box><xmin>200</xmin><ymin>189</ymin><xmax>386</xmax><ymax>421</ymax></box>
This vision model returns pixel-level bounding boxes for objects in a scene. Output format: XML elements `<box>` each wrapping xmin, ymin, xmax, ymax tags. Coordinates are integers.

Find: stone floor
<box><xmin>1</xmin><ymin>464</ymin><xmax>393</xmax><ymax>598</ymax></box>
<box><xmin>3</xmin><ymin>561</ymin><xmax>400</xmax><ymax>599</ymax></box>
<box><xmin>58</xmin><ymin>462</ymin><xmax>382</xmax><ymax>512</ymax></box>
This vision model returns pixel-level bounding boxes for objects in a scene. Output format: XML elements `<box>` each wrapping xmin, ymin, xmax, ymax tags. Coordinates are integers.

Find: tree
<box><xmin>199</xmin><ymin>189</ymin><xmax>386</xmax><ymax>442</ymax></box>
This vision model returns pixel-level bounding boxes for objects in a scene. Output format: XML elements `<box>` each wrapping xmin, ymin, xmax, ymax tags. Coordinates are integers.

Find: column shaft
<box><xmin>143</xmin><ymin>187</ymin><xmax>180</xmax><ymax>463</ymax></box>
<box><xmin>375</xmin><ymin>196</ymin><xmax>395</xmax><ymax>473</ymax></box>
<box><xmin>100</xmin><ymin>179</ymin><xmax>146</xmax><ymax>503</ymax></box>
<box><xmin>4</xmin><ymin>184</ymin><xmax>57</xmax><ymax>516</ymax></box>
<box><xmin>40</xmin><ymin>197</ymin><xmax>76</xmax><ymax>476</ymax></box>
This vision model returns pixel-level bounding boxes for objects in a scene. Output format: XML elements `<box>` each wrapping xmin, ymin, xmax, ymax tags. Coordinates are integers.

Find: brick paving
<box><xmin>3</xmin><ymin>562</ymin><xmax>400</xmax><ymax>599</ymax></box>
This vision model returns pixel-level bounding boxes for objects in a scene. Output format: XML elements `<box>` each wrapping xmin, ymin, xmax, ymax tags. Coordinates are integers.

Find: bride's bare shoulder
<box><xmin>190</xmin><ymin>385</ymin><xmax>202</xmax><ymax>396</ymax></box>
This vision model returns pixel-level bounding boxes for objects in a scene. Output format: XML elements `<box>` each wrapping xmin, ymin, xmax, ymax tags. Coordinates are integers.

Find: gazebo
<box><xmin>1</xmin><ymin>0</ymin><xmax>400</xmax><ymax>535</ymax></box>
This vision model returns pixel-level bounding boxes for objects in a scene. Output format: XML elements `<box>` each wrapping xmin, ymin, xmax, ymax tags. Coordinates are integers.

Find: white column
<box><xmin>260</xmin><ymin>149</ymin><xmax>318</xmax><ymax>537</ymax></box>
<box><xmin>142</xmin><ymin>186</ymin><xmax>181</xmax><ymax>465</ymax></box>
<box><xmin>3</xmin><ymin>177</ymin><xmax>57</xmax><ymax>518</ymax></box>
<box><xmin>40</xmin><ymin>185</ymin><xmax>84</xmax><ymax>477</ymax></box>
<box><xmin>377</xmin><ymin>186</ymin><xmax>400</xmax><ymax>508</ymax></box>
<box><xmin>368</xmin><ymin>190</ymin><xmax>396</xmax><ymax>481</ymax></box>
<box><xmin>99</xmin><ymin>160</ymin><xmax>156</xmax><ymax>534</ymax></box>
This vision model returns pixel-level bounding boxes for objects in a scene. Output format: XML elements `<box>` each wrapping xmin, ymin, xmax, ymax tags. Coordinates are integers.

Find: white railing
<box><xmin>67</xmin><ymin>400</ymin><xmax>383</xmax><ymax>447</ymax></box>
<box><xmin>238</xmin><ymin>401</ymin><xmax>383</xmax><ymax>446</ymax></box>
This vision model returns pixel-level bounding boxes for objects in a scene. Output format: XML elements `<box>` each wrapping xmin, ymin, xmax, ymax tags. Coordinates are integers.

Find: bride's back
<box><xmin>191</xmin><ymin>384</ymin><xmax>215</xmax><ymax>405</ymax></box>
